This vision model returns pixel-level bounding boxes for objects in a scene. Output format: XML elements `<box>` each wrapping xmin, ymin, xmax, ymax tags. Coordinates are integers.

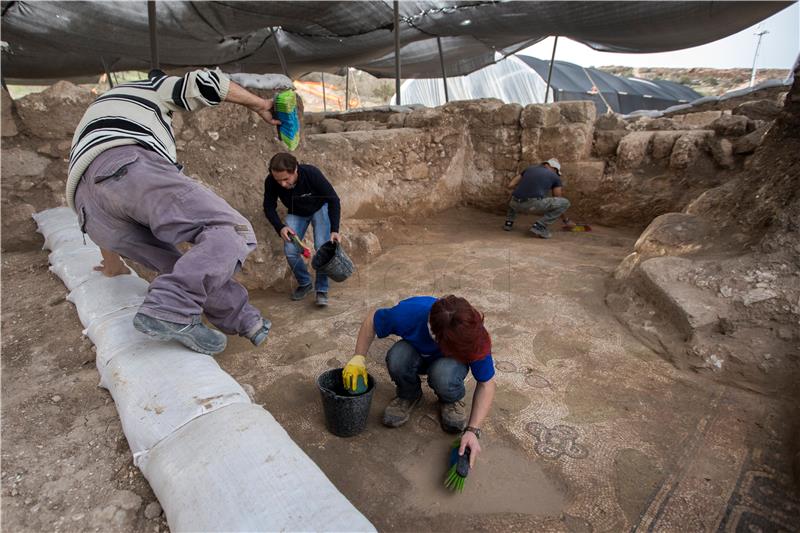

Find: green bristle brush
<box><xmin>444</xmin><ymin>439</ymin><xmax>471</xmax><ymax>492</ymax></box>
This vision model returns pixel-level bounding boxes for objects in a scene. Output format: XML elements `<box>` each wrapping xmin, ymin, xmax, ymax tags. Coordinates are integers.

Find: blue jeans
<box><xmin>385</xmin><ymin>340</ymin><xmax>469</xmax><ymax>403</ymax></box>
<box><xmin>284</xmin><ymin>204</ymin><xmax>331</xmax><ymax>293</ymax></box>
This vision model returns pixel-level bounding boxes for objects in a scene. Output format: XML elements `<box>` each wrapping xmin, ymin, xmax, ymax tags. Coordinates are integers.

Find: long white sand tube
<box><xmin>33</xmin><ymin>207</ymin><xmax>375</xmax><ymax>532</ymax></box>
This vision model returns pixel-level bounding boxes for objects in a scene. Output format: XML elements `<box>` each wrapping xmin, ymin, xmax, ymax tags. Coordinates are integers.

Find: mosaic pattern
<box><xmin>525</xmin><ymin>422</ymin><xmax>589</xmax><ymax>460</ymax></box>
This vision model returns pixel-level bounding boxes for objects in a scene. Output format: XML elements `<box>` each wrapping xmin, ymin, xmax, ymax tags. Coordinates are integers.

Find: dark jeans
<box><xmin>385</xmin><ymin>340</ymin><xmax>468</xmax><ymax>403</ymax></box>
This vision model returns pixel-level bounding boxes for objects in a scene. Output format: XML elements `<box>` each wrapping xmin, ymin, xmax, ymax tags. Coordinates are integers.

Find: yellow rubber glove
<box><xmin>342</xmin><ymin>355</ymin><xmax>368</xmax><ymax>395</ymax></box>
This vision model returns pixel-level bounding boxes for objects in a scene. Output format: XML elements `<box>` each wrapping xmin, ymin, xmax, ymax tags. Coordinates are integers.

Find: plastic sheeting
<box><xmin>32</xmin><ymin>207</ymin><xmax>375</xmax><ymax>533</ymax></box>
<box><xmin>397</xmin><ymin>54</ymin><xmax>700</xmax><ymax>113</ymax></box>
<box><xmin>396</xmin><ymin>55</ymin><xmax>553</xmax><ymax>107</ymax></box>
<box><xmin>1</xmin><ymin>1</ymin><xmax>791</xmax><ymax>81</ymax></box>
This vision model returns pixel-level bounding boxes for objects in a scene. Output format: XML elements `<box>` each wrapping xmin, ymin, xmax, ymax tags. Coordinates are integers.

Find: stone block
<box><xmin>593</xmin><ymin>130</ymin><xmax>626</xmax><ymax>157</ymax></box>
<box><xmin>320</xmin><ymin>118</ymin><xmax>345</xmax><ymax>133</ymax></box>
<box><xmin>616</xmin><ymin>131</ymin><xmax>654</xmax><ymax>169</ymax></box>
<box><xmin>709</xmin><ymin>137</ymin><xmax>735</xmax><ymax>169</ymax></box>
<box><xmin>732</xmin><ymin>99</ymin><xmax>782</xmax><ymax>122</ymax></box>
<box><xmin>671</xmin><ymin>110</ymin><xmax>723</xmax><ymax>129</ymax></box>
<box><xmin>711</xmin><ymin>115</ymin><xmax>749</xmax><ymax>137</ymax></box>
<box><xmin>1</xmin><ymin>202</ymin><xmax>41</xmax><ymax>252</ymax></box>
<box><xmin>386</xmin><ymin>113</ymin><xmax>407</xmax><ymax>128</ymax></box>
<box><xmin>405</xmin><ymin>107</ymin><xmax>448</xmax><ymax>129</ymax></box>
<box><xmin>520</xmin><ymin>104</ymin><xmax>561</xmax><ymax>129</ymax></box>
<box><xmin>634</xmin><ymin>213</ymin><xmax>709</xmax><ymax>258</ymax></box>
<box><xmin>594</xmin><ymin>113</ymin><xmax>627</xmax><ymax>131</ymax></box>
<box><xmin>538</xmin><ymin>124</ymin><xmax>592</xmax><ymax>162</ymax></box>
<box><xmin>733</xmin><ymin>125</ymin><xmax>770</xmax><ymax>154</ymax></box>
<box><xmin>556</xmin><ymin>101</ymin><xmax>596</xmax><ymax>124</ymax></box>
<box><xmin>560</xmin><ymin>161</ymin><xmax>606</xmax><ymax>193</ymax></box>
<box><xmin>499</xmin><ymin>103</ymin><xmax>523</xmax><ymax>125</ymax></box>
<box><xmin>669</xmin><ymin>131</ymin><xmax>712</xmax><ymax>170</ymax></box>
<box><xmin>1</xmin><ymin>147</ymin><xmax>52</xmax><ymax>177</ymax></box>
<box><xmin>651</xmin><ymin>131</ymin><xmax>684</xmax><ymax>160</ymax></box>
<box><xmin>636</xmin><ymin>256</ymin><xmax>729</xmax><ymax>337</ymax></box>
<box><xmin>15</xmin><ymin>81</ymin><xmax>94</xmax><ymax>139</ymax></box>
<box><xmin>343</xmin><ymin>120</ymin><xmax>375</xmax><ymax>132</ymax></box>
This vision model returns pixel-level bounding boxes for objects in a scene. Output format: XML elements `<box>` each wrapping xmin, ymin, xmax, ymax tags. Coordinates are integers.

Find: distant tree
<box><xmin>372</xmin><ymin>83</ymin><xmax>395</xmax><ymax>102</ymax></box>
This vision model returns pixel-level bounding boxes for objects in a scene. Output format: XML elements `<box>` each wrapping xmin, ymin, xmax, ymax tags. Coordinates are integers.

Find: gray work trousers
<box><xmin>506</xmin><ymin>196</ymin><xmax>571</xmax><ymax>227</ymax></box>
<box><xmin>74</xmin><ymin>145</ymin><xmax>263</xmax><ymax>336</ymax></box>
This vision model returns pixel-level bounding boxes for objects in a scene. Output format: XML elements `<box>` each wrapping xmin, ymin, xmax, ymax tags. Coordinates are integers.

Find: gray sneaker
<box><xmin>530</xmin><ymin>222</ymin><xmax>552</xmax><ymax>239</ymax></box>
<box><xmin>315</xmin><ymin>292</ymin><xmax>329</xmax><ymax>307</ymax></box>
<box><xmin>503</xmin><ymin>220</ymin><xmax>514</xmax><ymax>231</ymax></box>
<box><xmin>133</xmin><ymin>312</ymin><xmax>227</xmax><ymax>355</ymax></box>
<box><xmin>291</xmin><ymin>283</ymin><xmax>313</xmax><ymax>301</ymax></box>
<box><xmin>382</xmin><ymin>394</ymin><xmax>422</xmax><ymax>428</ymax></box>
<box><xmin>247</xmin><ymin>318</ymin><xmax>272</xmax><ymax>347</ymax></box>
<box><xmin>440</xmin><ymin>400</ymin><xmax>467</xmax><ymax>433</ymax></box>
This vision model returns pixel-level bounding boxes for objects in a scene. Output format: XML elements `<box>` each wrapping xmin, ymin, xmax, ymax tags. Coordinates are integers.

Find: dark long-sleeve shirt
<box><xmin>263</xmin><ymin>164</ymin><xmax>341</xmax><ymax>233</ymax></box>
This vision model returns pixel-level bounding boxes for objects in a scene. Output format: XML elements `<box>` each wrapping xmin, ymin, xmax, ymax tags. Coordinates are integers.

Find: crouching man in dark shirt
<box><xmin>263</xmin><ymin>153</ymin><xmax>341</xmax><ymax>307</ymax></box>
<box><xmin>503</xmin><ymin>158</ymin><xmax>573</xmax><ymax>239</ymax></box>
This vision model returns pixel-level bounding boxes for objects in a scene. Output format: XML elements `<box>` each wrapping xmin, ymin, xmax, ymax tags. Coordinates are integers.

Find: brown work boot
<box><xmin>440</xmin><ymin>400</ymin><xmax>467</xmax><ymax>433</ymax></box>
<box><xmin>382</xmin><ymin>394</ymin><xmax>422</xmax><ymax>428</ymax></box>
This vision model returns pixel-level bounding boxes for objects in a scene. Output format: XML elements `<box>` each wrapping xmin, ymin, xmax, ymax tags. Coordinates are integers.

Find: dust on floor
<box><xmin>2</xmin><ymin>207</ymin><xmax>798</xmax><ymax>531</ymax></box>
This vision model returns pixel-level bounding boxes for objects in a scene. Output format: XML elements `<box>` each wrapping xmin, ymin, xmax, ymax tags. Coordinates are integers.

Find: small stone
<box><xmin>11</xmin><ymin>488</ymin><xmax>19</xmax><ymax>496</ymax></box>
<box><xmin>207</xmin><ymin>131</ymin><xmax>219</xmax><ymax>141</ymax></box>
<box><xmin>51</xmin><ymin>395</ymin><xmax>62</xmax><ymax>403</ymax></box>
<box><xmin>144</xmin><ymin>501</ymin><xmax>162</xmax><ymax>519</ymax></box>
<box><xmin>241</xmin><ymin>383</ymin><xmax>256</xmax><ymax>402</ymax></box>
<box><xmin>72</xmin><ymin>513</ymin><xmax>85</xmax><ymax>521</ymax></box>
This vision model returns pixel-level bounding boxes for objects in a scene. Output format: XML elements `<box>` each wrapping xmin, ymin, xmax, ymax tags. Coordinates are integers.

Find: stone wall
<box><xmin>0</xmin><ymin>80</ymin><xmax>784</xmax><ymax>290</ymax></box>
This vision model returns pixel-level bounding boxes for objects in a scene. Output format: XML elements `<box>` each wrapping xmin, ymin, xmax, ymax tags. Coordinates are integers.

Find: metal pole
<box><xmin>321</xmin><ymin>72</ymin><xmax>327</xmax><ymax>112</ymax></box>
<box><xmin>345</xmin><ymin>67</ymin><xmax>350</xmax><ymax>111</ymax></box>
<box><xmin>101</xmin><ymin>57</ymin><xmax>114</xmax><ymax>88</ymax></box>
<box><xmin>749</xmin><ymin>28</ymin><xmax>769</xmax><ymax>87</ymax></box>
<box><xmin>147</xmin><ymin>0</ymin><xmax>159</xmax><ymax>70</ymax></box>
<box><xmin>436</xmin><ymin>37</ymin><xmax>449</xmax><ymax>103</ymax></box>
<box><xmin>393</xmin><ymin>0</ymin><xmax>401</xmax><ymax>105</ymax></box>
<box><xmin>544</xmin><ymin>36</ymin><xmax>558</xmax><ymax>104</ymax></box>
<box><xmin>271</xmin><ymin>27</ymin><xmax>290</xmax><ymax>78</ymax></box>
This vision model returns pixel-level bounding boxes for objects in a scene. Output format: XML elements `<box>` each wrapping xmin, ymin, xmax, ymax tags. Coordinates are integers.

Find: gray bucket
<box><xmin>317</xmin><ymin>368</ymin><xmax>375</xmax><ymax>437</ymax></box>
<box><xmin>311</xmin><ymin>242</ymin><xmax>355</xmax><ymax>282</ymax></box>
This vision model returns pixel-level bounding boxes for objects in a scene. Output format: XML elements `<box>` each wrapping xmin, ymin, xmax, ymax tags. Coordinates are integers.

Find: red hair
<box><xmin>429</xmin><ymin>295</ymin><xmax>491</xmax><ymax>363</ymax></box>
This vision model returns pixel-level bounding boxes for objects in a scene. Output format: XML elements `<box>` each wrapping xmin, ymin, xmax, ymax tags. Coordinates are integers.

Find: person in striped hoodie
<box><xmin>68</xmin><ymin>68</ymin><xmax>277</xmax><ymax>356</ymax></box>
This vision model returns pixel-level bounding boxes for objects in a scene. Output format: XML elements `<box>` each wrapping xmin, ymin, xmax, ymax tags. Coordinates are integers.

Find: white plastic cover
<box><xmin>33</xmin><ymin>207</ymin><xmax>375</xmax><ymax>532</ymax></box>
<box><xmin>396</xmin><ymin>55</ymin><xmax>552</xmax><ymax>107</ymax></box>
<box><xmin>139</xmin><ymin>403</ymin><xmax>376</xmax><ymax>533</ymax></box>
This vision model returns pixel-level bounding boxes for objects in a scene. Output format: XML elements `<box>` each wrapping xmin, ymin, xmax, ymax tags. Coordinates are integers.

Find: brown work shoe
<box><xmin>440</xmin><ymin>400</ymin><xmax>467</xmax><ymax>433</ymax></box>
<box><xmin>382</xmin><ymin>395</ymin><xmax>422</xmax><ymax>428</ymax></box>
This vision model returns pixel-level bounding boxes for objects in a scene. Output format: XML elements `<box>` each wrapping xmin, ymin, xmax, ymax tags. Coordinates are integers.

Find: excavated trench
<box><xmin>2</xmin><ymin>80</ymin><xmax>799</xmax><ymax>530</ymax></box>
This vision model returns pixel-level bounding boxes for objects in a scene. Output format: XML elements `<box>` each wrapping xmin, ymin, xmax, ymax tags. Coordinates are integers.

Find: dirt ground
<box><xmin>2</xmin><ymin>207</ymin><xmax>799</xmax><ymax>531</ymax></box>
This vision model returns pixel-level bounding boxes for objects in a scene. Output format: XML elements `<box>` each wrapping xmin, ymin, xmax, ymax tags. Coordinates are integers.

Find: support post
<box><xmin>394</xmin><ymin>0</ymin><xmax>401</xmax><ymax>105</ymax></box>
<box><xmin>545</xmin><ymin>35</ymin><xmax>559</xmax><ymax>104</ymax></box>
<box><xmin>436</xmin><ymin>37</ymin><xmax>449</xmax><ymax>103</ymax></box>
<box><xmin>101</xmin><ymin>57</ymin><xmax>114</xmax><ymax>88</ymax></box>
<box><xmin>147</xmin><ymin>0</ymin><xmax>159</xmax><ymax>70</ymax></box>
<box><xmin>345</xmin><ymin>67</ymin><xmax>350</xmax><ymax>111</ymax></box>
<box><xmin>321</xmin><ymin>72</ymin><xmax>327</xmax><ymax>112</ymax></box>
<box><xmin>271</xmin><ymin>27</ymin><xmax>290</xmax><ymax>78</ymax></box>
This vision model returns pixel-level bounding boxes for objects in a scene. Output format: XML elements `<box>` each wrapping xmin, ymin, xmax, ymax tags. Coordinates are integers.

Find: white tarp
<box><xmin>32</xmin><ymin>207</ymin><xmax>375</xmax><ymax>532</ymax></box>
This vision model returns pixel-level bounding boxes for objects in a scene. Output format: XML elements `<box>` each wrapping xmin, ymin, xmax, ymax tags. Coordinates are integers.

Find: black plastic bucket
<box><xmin>311</xmin><ymin>242</ymin><xmax>355</xmax><ymax>282</ymax></box>
<box><xmin>317</xmin><ymin>368</ymin><xmax>375</xmax><ymax>437</ymax></box>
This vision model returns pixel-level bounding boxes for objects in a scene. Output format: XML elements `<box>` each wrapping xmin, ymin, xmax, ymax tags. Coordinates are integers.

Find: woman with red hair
<box><xmin>344</xmin><ymin>295</ymin><xmax>496</xmax><ymax>466</ymax></box>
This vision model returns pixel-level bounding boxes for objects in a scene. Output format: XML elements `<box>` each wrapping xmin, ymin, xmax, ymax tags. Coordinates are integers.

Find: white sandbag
<box><xmin>99</xmin><ymin>343</ymin><xmax>250</xmax><ymax>462</ymax></box>
<box><xmin>42</xmin><ymin>224</ymin><xmax>94</xmax><ymax>252</ymax></box>
<box><xmin>139</xmin><ymin>403</ymin><xmax>376</xmax><ymax>533</ymax></box>
<box><xmin>67</xmin><ymin>275</ymin><xmax>148</xmax><ymax>328</ymax></box>
<box><xmin>85</xmin><ymin>308</ymin><xmax>148</xmax><ymax>368</ymax></box>
<box><xmin>48</xmin><ymin>246</ymin><xmax>105</xmax><ymax>290</ymax></box>
<box><xmin>34</xmin><ymin>208</ymin><xmax>376</xmax><ymax>532</ymax></box>
<box><xmin>32</xmin><ymin>207</ymin><xmax>79</xmax><ymax>237</ymax></box>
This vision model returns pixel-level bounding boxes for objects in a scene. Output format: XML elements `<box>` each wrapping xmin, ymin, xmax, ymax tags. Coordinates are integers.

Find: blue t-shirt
<box><xmin>373</xmin><ymin>296</ymin><xmax>495</xmax><ymax>382</ymax></box>
<box><xmin>513</xmin><ymin>165</ymin><xmax>562</xmax><ymax>199</ymax></box>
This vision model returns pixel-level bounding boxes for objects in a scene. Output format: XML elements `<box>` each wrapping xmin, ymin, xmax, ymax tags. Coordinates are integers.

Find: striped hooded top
<box><xmin>66</xmin><ymin>68</ymin><xmax>230</xmax><ymax>210</ymax></box>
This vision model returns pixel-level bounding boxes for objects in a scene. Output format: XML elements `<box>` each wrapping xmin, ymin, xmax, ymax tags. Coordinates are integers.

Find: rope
<box><xmin>581</xmin><ymin>67</ymin><xmax>614</xmax><ymax>114</ymax></box>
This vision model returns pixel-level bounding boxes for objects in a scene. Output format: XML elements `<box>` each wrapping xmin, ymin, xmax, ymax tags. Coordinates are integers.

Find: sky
<box><xmin>522</xmin><ymin>2</ymin><xmax>798</xmax><ymax>70</ymax></box>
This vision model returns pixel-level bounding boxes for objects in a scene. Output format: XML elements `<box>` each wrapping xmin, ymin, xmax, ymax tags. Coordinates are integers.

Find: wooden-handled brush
<box><xmin>290</xmin><ymin>234</ymin><xmax>312</xmax><ymax>259</ymax></box>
